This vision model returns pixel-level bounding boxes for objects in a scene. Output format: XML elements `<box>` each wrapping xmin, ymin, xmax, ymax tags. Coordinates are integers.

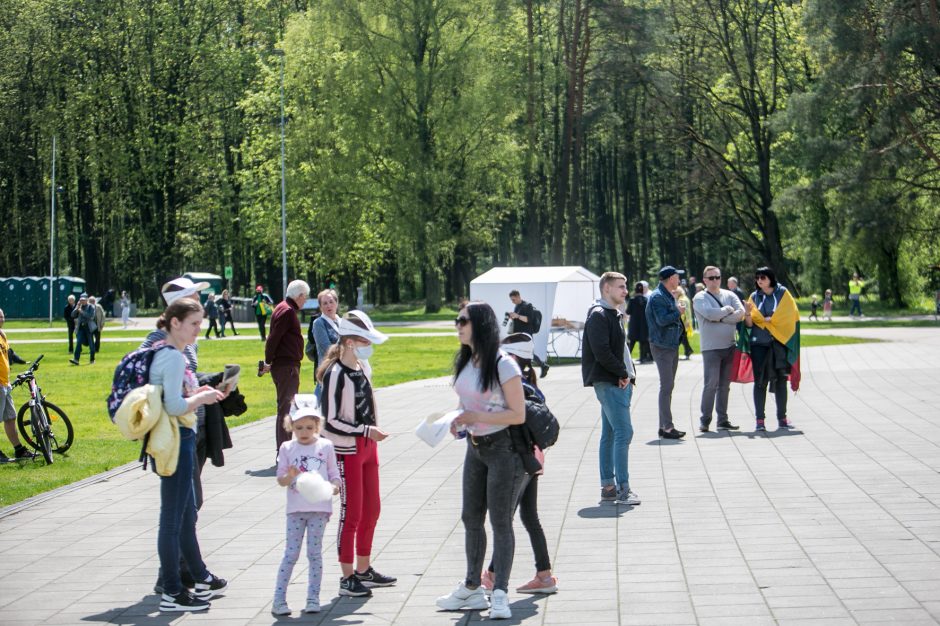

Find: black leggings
<box><xmin>224</xmin><ymin>313</ymin><xmax>237</xmax><ymax>335</ymax></box>
<box><xmin>488</xmin><ymin>474</ymin><xmax>551</xmax><ymax>574</ymax></box>
<box><xmin>256</xmin><ymin>314</ymin><xmax>267</xmax><ymax>341</ymax></box>
<box><xmin>751</xmin><ymin>343</ymin><xmax>789</xmax><ymax>421</ymax></box>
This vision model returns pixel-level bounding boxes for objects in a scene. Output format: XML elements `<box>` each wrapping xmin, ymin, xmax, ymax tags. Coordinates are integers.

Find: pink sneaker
<box><xmin>516</xmin><ymin>575</ymin><xmax>557</xmax><ymax>594</ymax></box>
<box><xmin>481</xmin><ymin>569</ymin><xmax>494</xmax><ymax>592</ymax></box>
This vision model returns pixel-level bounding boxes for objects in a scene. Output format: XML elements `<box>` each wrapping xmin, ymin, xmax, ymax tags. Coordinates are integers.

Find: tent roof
<box><xmin>470</xmin><ymin>266</ymin><xmax>600</xmax><ymax>285</ymax></box>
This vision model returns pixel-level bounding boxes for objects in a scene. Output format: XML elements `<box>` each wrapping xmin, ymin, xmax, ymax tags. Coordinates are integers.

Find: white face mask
<box><xmin>354</xmin><ymin>345</ymin><xmax>373</xmax><ymax>361</ymax></box>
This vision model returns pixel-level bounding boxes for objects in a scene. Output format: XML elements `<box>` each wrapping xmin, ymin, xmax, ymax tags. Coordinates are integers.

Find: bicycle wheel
<box><xmin>17</xmin><ymin>401</ymin><xmax>74</xmax><ymax>455</ymax></box>
<box><xmin>31</xmin><ymin>404</ymin><xmax>53</xmax><ymax>465</ymax></box>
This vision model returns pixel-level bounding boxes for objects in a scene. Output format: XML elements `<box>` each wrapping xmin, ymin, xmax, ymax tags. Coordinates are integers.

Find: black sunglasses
<box><xmin>705</xmin><ymin>275</ymin><xmax>721</xmax><ymax>280</ymax></box>
<box><xmin>454</xmin><ymin>317</ymin><xmax>470</xmax><ymax>327</ymax></box>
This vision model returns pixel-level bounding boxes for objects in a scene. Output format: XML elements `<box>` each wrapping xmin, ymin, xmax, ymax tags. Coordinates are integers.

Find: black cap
<box><xmin>658</xmin><ymin>266</ymin><xmax>684</xmax><ymax>280</ymax></box>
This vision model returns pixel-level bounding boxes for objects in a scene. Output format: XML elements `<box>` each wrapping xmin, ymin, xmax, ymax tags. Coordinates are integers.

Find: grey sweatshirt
<box><xmin>692</xmin><ymin>288</ymin><xmax>745</xmax><ymax>351</ymax></box>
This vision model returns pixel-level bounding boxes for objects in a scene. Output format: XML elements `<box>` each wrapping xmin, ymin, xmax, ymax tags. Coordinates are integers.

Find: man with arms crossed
<box><xmin>693</xmin><ymin>266</ymin><xmax>745</xmax><ymax>432</ymax></box>
<box><xmin>582</xmin><ymin>272</ymin><xmax>640</xmax><ymax>505</ymax></box>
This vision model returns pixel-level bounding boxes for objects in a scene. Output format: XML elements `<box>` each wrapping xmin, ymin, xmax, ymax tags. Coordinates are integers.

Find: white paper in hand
<box><xmin>415</xmin><ymin>410</ymin><xmax>463</xmax><ymax>447</ymax></box>
<box><xmin>295</xmin><ymin>472</ymin><xmax>333</xmax><ymax>505</ymax></box>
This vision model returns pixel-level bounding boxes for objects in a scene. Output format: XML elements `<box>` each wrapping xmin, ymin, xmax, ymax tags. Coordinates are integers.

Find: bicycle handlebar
<box><xmin>11</xmin><ymin>354</ymin><xmax>44</xmax><ymax>388</ymax></box>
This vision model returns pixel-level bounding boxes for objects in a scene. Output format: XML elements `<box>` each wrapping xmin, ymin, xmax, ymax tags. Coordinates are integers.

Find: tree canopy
<box><xmin>2</xmin><ymin>0</ymin><xmax>938</xmax><ymax>310</ymax></box>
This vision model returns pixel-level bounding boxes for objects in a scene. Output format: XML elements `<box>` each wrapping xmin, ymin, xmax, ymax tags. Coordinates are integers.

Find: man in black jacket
<box><xmin>582</xmin><ymin>272</ymin><xmax>640</xmax><ymax>506</ymax></box>
<box><xmin>64</xmin><ymin>295</ymin><xmax>76</xmax><ymax>353</ymax></box>
<box><xmin>508</xmin><ymin>290</ymin><xmax>550</xmax><ymax>378</ymax></box>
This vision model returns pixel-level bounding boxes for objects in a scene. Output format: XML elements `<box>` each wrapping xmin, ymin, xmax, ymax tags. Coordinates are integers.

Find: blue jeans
<box><xmin>594</xmin><ymin>382</ymin><xmax>634</xmax><ymax>491</ymax></box>
<box><xmin>158</xmin><ymin>427</ymin><xmax>208</xmax><ymax>596</ymax></box>
<box><xmin>849</xmin><ymin>296</ymin><xmax>862</xmax><ymax>316</ymax></box>
<box><xmin>73</xmin><ymin>327</ymin><xmax>95</xmax><ymax>362</ymax></box>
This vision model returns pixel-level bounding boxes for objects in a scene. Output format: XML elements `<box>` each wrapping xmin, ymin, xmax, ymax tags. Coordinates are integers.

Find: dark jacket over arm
<box><xmin>582</xmin><ymin>303</ymin><xmax>633</xmax><ymax>386</ymax></box>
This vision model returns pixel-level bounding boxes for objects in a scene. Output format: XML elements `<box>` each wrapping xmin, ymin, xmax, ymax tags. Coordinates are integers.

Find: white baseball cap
<box><xmin>501</xmin><ymin>332</ymin><xmax>534</xmax><ymax>360</ymax></box>
<box><xmin>289</xmin><ymin>394</ymin><xmax>323</xmax><ymax>422</ymax></box>
<box><xmin>161</xmin><ymin>277</ymin><xmax>210</xmax><ymax>305</ymax></box>
<box><xmin>337</xmin><ymin>310</ymin><xmax>387</xmax><ymax>344</ymax></box>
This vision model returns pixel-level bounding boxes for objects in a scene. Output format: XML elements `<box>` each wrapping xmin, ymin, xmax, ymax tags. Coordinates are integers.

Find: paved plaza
<box><xmin>1</xmin><ymin>327</ymin><xmax>938</xmax><ymax>625</ymax></box>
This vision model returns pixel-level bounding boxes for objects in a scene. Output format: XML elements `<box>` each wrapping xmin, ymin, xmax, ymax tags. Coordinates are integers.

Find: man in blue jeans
<box><xmin>582</xmin><ymin>271</ymin><xmax>640</xmax><ymax>506</ymax></box>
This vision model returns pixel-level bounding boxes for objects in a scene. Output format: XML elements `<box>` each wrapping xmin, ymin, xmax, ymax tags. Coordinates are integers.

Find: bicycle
<box><xmin>11</xmin><ymin>355</ymin><xmax>74</xmax><ymax>464</ymax></box>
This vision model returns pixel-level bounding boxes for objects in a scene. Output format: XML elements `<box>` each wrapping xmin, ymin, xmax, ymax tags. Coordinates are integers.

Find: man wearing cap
<box><xmin>261</xmin><ymin>280</ymin><xmax>310</xmax><ymax>451</ymax></box>
<box><xmin>582</xmin><ymin>271</ymin><xmax>640</xmax><ymax>506</ymax></box>
<box><xmin>693</xmin><ymin>265</ymin><xmax>745</xmax><ymax>432</ymax></box>
<box><xmin>69</xmin><ymin>293</ymin><xmax>97</xmax><ymax>366</ymax></box>
<box><xmin>646</xmin><ymin>266</ymin><xmax>687</xmax><ymax>439</ymax></box>
<box><xmin>253</xmin><ymin>285</ymin><xmax>274</xmax><ymax>341</ymax></box>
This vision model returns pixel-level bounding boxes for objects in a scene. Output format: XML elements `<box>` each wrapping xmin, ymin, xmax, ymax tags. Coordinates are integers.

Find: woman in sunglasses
<box><xmin>743</xmin><ymin>267</ymin><xmax>800</xmax><ymax>431</ymax></box>
<box><xmin>436</xmin><ymin>302</ymin><xmax>527</xmax><ymax>620</ymax></box>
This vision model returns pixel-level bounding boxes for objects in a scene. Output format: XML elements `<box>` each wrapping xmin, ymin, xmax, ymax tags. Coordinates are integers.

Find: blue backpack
<box><xmin>106</xmin><ymin>342</ymin><xmax>173</xmax><ymax>423</ymax></box>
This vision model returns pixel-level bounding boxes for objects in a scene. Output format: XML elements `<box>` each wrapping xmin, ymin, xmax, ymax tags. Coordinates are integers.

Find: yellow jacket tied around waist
<box><xmin>114</xmin><ymin>384</ymin><xmax>196</xmax><ymax>476</ymax></box>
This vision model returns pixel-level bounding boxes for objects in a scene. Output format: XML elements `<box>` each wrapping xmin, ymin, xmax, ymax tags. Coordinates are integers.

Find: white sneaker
<box><xmin>616</xmin><ymin>488</ymin><xmax>641</xmax><ymax>506</ymax></box>
<box><xmin>435</xmin><ymin>582</ymin><xmax>490</xmax><ymax>611</ymax></box>
<box><xmin>303</xmin><ymin>599</ymin><xmax>320</xmax><ymax>613</ymax></box>
<box><xmin>489</xmin><ymin>589</ymin><xmax>512</xmax><ymax>619</ymax></box>
<box><xmin>271</xmin><ymin>600</ymin><xmax>291</xmax><ymax>616</ymax></box>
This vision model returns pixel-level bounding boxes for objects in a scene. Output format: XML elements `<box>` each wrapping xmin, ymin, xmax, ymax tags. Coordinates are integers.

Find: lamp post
<box><xmin>48</xmin><ymin>136</ymin><xmax>57</xmax><ymax>325</ymax></box>
<box><xmin>273</xmin><ymin>48</ymin><xmax>287</xmax><ymax>298</ymax></box>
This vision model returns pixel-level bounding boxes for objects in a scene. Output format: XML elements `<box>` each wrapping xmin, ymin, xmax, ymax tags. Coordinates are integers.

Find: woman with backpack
<box><xmin>149</xmin><ymin>298</ymin><xmax>228</xmax><ymax>612</ymax></box>
<box><xmin>480</xmin><ymin>333</ymin><xmax>557</xmax><ymax>596</ymax></box>
<box><xmin>435</xmin><ymin>302</ymin><xmax>527</xmax><ymax>620</ymax></box>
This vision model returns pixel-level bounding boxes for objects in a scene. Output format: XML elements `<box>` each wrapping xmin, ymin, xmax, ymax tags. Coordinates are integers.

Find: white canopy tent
<box><xmin>469</xmin><ymin>266</ymin><xmax>602</xmax><ymax>358</ymax></box>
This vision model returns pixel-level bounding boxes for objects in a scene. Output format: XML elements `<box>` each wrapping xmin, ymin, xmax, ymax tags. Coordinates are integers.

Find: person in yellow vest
<box><xmin>848</xmin><ymin>273</ymin><xmax>865</xmax><ymax>317</ymax></box>
<box><xmin>0</xmin><ymin>308</ymin><xmax>35</xmax><ymax>462</ymax></box>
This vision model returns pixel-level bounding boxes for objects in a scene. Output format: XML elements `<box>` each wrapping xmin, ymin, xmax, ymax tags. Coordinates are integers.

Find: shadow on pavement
<box><xmin>764</xmin><ymin>429</ymin><xmax>804</xmax><ymax>438</ymax></box>
<box><xmin>644</xmin><ymin>438</ymin><xmax>683</xmax><ymax>445</ymax></box>
<box><xmin>82</xmin><ymin>596</ymin><xmax>174</xmax><ymax>625</ymax></box>
<box><xmin>577</xmin><ymin>503</ymin><xmax>637</xmax><ymax>519</ymax></box>
<box><xmin>245</xmin><ymin>465</ymin><xmax>278</xmax><ymax>477</ymax></box>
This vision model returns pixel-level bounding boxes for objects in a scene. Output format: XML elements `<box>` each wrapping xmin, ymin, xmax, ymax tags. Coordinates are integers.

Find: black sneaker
<box><xmin>540</xmin><ymin>363</ymin><xmax>550</xmax><ymax>379</ymax></box>
<box><xmin>160</xmin><ymin>591</ymin><xmax>210</xmax><ymax>612</ymax></box>
<box><xmin>194</xmin><ymin>573</ymin><xmax>227</xmax><ymax>600</ymax></box>
<box><xmin>339</xmin><ymin>575</ymin><xmax>373</xmax><ymax>597</ymax></box>
<box><xmin>699</xmin><ymin>420</ymin><xmax>711</xmax><ymax>433</ymax></box>
<box><xmin>717</xmin><ymin>421</ymin><xmax>740</xmax><ymax>431</ymax></box>
<box><xmin>600</xmin><ymin>485</ymin><xmax>617</xmax><ymax>501</ymax></box>
<box><xmin>658</xmin><ymin>428</ymin><xmax>685</xmax><ymax>439</ymax></box>
<box><xmin>69</xmin><ymin>359</ymin><xmax>79</xmax><ymax>366</ymax></box>
<box><xmin>14</xmin><ymin>445</ymin><xmax>36</xmax><ymax>460</ymax></box>
<box><xmin>355</xmin><ymin>566</ymin><xmax>397</xmax><ymax>587</ymax></box>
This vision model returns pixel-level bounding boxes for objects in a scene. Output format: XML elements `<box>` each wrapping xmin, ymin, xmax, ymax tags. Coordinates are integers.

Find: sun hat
<box><xmin>658</xmin><ymin>266</ymin><xmax>685</xmax><ymax>280</ymax></box>
<box><xmin>501</xmin><ymin>332</ymin><xmax>534</xmax><ymax>360</ymax></box>
<box><xmin>161</xmin><ymin>277</ymin><xmax>210</xmax><ymax>305</ymax></box>
<box><xmin>289</xmin><ymin>394</ymin><xmax>323</xmax><ymax>422</ymax></box>
<box><xmin>337</xmin><ymin>310</ymin><xmax>388</xmax><ymax>344</ymax></box>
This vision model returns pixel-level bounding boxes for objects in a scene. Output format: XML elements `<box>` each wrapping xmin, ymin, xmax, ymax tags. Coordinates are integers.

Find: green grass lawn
<box><xmin>0</xmin><ymin>319</ymin><xmax>880</xmax><ymax>507</ymax></box>
<box><xmin>0</xmin><ymin>334</ymin><xmax>460</xmax><ymax>507</ymax></box>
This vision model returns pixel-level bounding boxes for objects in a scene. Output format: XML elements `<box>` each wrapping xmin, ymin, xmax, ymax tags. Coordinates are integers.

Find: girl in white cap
<box><xmin>272</xmin><ymin>396</ymin><xmax>341</xmax><ymax>616</ymax></box>
<box><xmin>316</xmin><ymin>310</ymin><xmax>395</xmax><ymax>598</ymax></box>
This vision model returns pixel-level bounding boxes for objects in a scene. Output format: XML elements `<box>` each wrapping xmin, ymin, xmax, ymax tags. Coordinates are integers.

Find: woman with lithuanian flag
<box><xmin>739</xmin><ymin>267</ymin><xmax>800</xmax><ymax>432</ymax></box>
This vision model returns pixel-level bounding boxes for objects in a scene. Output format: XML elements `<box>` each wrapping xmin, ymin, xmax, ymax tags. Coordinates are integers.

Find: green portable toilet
<box><xmin>22</xmin><ymin>276</ymin><xmax>43</xmax><ymax>318</ymax></box>
<box><xmin>3</xmin><ymin>277</ymin><xmax>25</xmax><ymax>318</ymax></box>
<box><xmin>36</xmin><ymin>277</ymin><xmax>54</xmax><ymax>319</ymax></box>
<box><xmin>183</xmin><ymin>272</ymin><xmax>223</xmax><ymax>304</ymax></box>
<box><xmin>54</xmin><ymin>277</ymin><xmax>86</xmax><ymax>318</ymax></box>
<box><xmin>0</xmin><ymin>278</ymin><xmax>13</xmax><ymax>316</ymax></box>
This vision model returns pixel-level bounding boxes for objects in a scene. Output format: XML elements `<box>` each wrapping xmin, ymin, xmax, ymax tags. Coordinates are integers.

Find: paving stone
<box><xmin>2</xmin><ymin>328</ymin><xmax>939</xmax><ymax>625</ymax></box>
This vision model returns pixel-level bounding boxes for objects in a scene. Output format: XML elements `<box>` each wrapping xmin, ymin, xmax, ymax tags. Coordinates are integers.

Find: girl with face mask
<box><xmin>315</xmin><ymin>310</ymin><xmax>395</xmax><ymax>598</ymax></box>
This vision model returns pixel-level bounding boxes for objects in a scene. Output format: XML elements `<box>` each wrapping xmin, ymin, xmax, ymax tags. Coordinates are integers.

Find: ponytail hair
<box><xmin>156</xmin><ymin>298</ymin><xmax>203</xmax><ymax>331</ymax></box>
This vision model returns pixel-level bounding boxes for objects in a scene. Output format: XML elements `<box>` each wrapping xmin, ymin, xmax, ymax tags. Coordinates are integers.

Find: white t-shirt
<box><xmin>453</xmin><ymin>351</ymin><xmax>522</xmax><ymax>437</ymax></box>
